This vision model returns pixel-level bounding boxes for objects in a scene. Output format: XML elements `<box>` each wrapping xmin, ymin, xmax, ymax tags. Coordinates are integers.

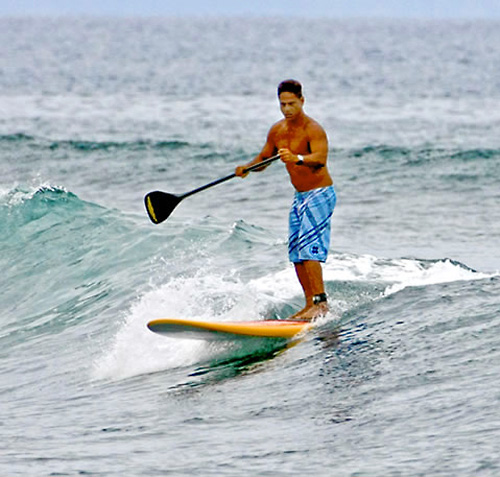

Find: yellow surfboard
<box><xmin>147</xmin><ymin>318</ymin><xmax>311</xmax><ymax>340</ymax></box>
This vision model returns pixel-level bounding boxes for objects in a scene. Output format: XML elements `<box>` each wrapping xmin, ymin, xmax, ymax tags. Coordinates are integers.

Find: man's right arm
<box><xmin>235</xmin><ymin>129</ymin><xmax>276</xmax><ymax>177</ymax></box>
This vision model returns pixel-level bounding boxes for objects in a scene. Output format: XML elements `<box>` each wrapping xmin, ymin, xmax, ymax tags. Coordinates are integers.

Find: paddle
<box><xmin>144</xmin><ymin>154</ymin><xmax>281</xmax><ymax>224</ymax></box>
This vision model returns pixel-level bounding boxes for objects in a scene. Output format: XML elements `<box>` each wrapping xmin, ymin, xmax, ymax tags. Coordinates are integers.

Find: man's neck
<box><xmin>285</xmin><ymin>112</ymin><xmax>307</xmax><ymax>127</ymax></box>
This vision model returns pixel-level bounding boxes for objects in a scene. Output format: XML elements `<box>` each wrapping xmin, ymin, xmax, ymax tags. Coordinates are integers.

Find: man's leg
<box><xmin>294</xmin><ymin>261</ymin><xmax>313</xmax><ymax>307</ymax></box>
<box><xmin>301</xmin><ymin>260</ymin><xmax>325</xmax><ymax>297</ymax></box>
<box><xmin>287</xmin><ymin>186</ymin><xmax>336</xmax><ymax>321</ymax></box>
<box><xmin>290</xmin><ymin>260</ymin><xmax>328</xmax><ymax>321</ymax></box>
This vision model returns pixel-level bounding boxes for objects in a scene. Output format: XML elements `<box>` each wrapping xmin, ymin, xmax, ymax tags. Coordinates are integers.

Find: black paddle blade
<box><xmin>144</xmin><ymin>191</ymin><xmax>183</xmax><ymax>224</ymax></box>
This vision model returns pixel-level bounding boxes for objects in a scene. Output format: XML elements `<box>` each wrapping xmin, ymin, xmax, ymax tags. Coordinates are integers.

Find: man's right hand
<box><xmin>235</xmin><ymin>165</ymin><xmax>249</xmax><ymax>178</ymax></box>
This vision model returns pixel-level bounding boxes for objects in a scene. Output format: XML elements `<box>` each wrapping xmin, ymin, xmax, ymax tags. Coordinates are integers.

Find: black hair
<box><xmin>277</xmin><ymin>79</ymin><xmax>303</xmax><ymax>98</ymax></box>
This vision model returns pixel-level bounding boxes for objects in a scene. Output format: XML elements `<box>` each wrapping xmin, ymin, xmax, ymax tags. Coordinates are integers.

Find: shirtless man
<box><xmin>235</xmin><ymin>79</ymin><xmax>336</xmax><ymax>321</ymax></box>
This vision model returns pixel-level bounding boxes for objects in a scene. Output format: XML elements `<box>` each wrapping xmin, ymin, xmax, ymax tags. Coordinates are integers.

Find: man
<box><xmin>235</xmin><ymin>79</ymin><xmax>336</xmax><ymax>321</ymax></box>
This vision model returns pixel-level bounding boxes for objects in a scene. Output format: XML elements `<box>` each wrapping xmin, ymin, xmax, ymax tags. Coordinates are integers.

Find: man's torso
<box><xmin>271</xmin><ymin>117</ymin><xmax>332</xmax><ymax>192</ymax></box>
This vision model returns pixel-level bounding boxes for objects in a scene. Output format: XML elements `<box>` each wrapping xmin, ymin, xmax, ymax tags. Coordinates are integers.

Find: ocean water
<box><xmin>1</xmin><ymin>17</ymin><xmax>500</xmax><ymax>476</ymax></box>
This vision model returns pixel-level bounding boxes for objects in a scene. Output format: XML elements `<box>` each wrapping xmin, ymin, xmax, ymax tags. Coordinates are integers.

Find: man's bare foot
<box><xmin>287</xmin><ymin>302</ymin><xmax>329</xmax><ymax>322</ymax></box>
<box><xmin>285</xmin><ymin>305</ymin><xmax>313</xmax><ymax>321</ymax></box>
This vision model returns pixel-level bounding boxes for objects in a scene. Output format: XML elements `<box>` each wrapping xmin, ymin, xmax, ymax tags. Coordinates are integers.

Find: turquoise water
<box><xmin>1</xmin><ymin>17</ymin><xmax>500</xmax><ymax>476</ymax></box>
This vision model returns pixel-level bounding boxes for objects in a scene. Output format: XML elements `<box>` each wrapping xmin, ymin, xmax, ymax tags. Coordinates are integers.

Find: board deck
<box><xmin>147</xmin><ymin>318</ymin><xmax>312</xmax><ymax>340</ymax></box>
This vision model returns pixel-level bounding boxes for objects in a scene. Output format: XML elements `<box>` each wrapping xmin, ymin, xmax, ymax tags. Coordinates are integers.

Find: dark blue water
<box><xmin>1</xmin><ymin>17</ymin><xmax>499</xmax><ymax>476</ymax></box>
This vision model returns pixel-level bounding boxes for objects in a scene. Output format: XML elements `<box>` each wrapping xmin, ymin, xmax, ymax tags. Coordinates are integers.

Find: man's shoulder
<box><xmin>305</xmin><ymin>116</ymin><xmax>327</xmax><ymax>136</ymax></box>
<box><xmin>305</xmin><ymin>115</ymin><xmax>325</xmax><ymax>129</ymax></box>
<box><xmin>268</xmin><ymin>119</ymin><xmax>286</xmax><ymax>135</ymax></box>
<box><xmin>271</xmin><ymin>118</ymin><xmax>286</xmax><ymax>129</ymax></box>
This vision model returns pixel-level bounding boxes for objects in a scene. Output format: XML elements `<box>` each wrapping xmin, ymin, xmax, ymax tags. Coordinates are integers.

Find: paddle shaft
<box><xmin>145</xmin><ymin>153</ymin><xmax>282</xmax><ymax>224</ymax></box>
<box><xmin>179</xmin><ymin>154</ymin><xmax>281</xmax><ymax>199</ymax></box>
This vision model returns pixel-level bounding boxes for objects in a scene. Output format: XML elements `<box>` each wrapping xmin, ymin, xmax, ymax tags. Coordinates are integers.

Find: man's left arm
<box><xmin>300</xmin><ymin>124</ymin><xmax>328</xmax><ymax>167</ymax></box>
<box><xmin>279</xmin><ymin>123</ymin><xmax>328</xmax><ymax>167</ymax></box>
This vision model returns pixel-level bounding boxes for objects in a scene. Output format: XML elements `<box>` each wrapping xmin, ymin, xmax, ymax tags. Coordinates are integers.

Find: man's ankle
<box><xmin>312</xmin><ymin>293</ymin><xmax>327</xmax><ymax>305</ymax></box>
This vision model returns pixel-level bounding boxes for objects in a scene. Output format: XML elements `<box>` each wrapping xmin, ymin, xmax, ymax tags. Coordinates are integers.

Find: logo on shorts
<box><xmin>310</xmin><ymin>245</ymin><xmax>319</xmax><ymax>255</ymax></box>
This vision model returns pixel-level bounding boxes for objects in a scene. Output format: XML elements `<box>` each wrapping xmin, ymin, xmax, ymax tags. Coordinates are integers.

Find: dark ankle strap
<box><xmin>313</xmin><ymin>293</ymin><xmax>327</xmax><ymax>305</ymax></box>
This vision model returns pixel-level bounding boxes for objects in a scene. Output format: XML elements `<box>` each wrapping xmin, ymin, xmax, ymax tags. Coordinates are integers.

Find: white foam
<box><xmin>92</xmin><ymin>283</ymin><xmax>208</xmax><ymax>382</ymax></box>
<box><xmin>1</xmin><ymin>179</ymin><xmax>68</xmax><ymax>207</ymax></box>
<box><xmin>93</xmin><ymin>254</ymin><xmax>496</xmax><ymax>381</ymax></box>
<box><xmin>92</xmin><ymin>272</ymin><xmax>272</xmax><ymax>381</ymax></box>
<box><xmin>250</xmin><ymin>253</ymin><xmax>496</xmax><ymax>301</ymax></box>
<box><xmin>380</xmin><ymin>258</ymin><xmax>495</xmax><ymax>296</ymax></box>
<box><xmin>0</xmin><ymin>185</ymin><xmax>11</xmax><ymax>201</ymax></box>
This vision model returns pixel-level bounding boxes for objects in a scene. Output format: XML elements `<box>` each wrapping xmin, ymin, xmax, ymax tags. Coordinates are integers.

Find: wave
<box><xmin>5</xmin><ymin>133</ymin><xmax>499</xmax><ymax>162</ymax></box>
<box><xmin>0</xmin><ymin>183</ymin><xmax>161</xmax><ymax>346</ymax></box>
<box><xmin>3</xmin><ymin>182</ymin><xmax>496</xmax><ymax>383</ymax></box>
<box><xmin>47</xmin><ymin>139</ymin><xmax>192</xmax><ymax>152</ymax></box>
<box><xmin>345</xmin><ymin>144</ymin><xmax>500</xmax><ymax>164</ymax></box>
<box><xmin>1</xmin><ymin>184</ymin><xmax>94</xmax><ymax>231</ymax></box>
<box><xmin>251</xmin><ymin>253</ymin><xmax>495</xmax><ymax>312</ymax></box>
<box><xmin>0</xmin><ymin>133</ymin><xmax>35</xmax><ymax>143</ymax></box>
<box><xmin>93</xmin><ymin>251</ymin><xmax>497</xmax><ymax>381</ymax></box>
<box><xmin>340</xmin><ymin>145</ymin><xmax>500</xmax><ymax>188</ymax></box>
<box><xmin>0</xmin><ymin>133</ymin><xmax>191</xmax><ymax>152</ymax></box>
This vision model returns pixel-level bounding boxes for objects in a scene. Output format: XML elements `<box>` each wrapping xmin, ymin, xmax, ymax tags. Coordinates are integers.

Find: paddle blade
<box><xmin>144</xmin><ymin>191</ymin><xmax>183</xmax><ymax>224</ymax></box>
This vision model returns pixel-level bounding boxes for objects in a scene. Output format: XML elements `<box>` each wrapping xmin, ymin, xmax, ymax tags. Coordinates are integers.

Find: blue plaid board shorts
<box><xmin>288</xmin><ymin>186</ymin><xmax>336</xmax><ymax>263</ymax></box>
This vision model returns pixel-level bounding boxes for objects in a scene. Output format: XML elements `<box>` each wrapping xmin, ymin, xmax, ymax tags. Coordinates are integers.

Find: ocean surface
<box><xmin>1</xmin><ymin>16</ymin><xmax>500</xmax><ymax>476</ymax></box>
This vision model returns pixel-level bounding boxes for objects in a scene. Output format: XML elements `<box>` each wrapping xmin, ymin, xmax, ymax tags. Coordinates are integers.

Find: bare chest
<box><xmin>274</xmin><ymin>126</ymin><xmax>311</xmax><ymax>154</ymax></box>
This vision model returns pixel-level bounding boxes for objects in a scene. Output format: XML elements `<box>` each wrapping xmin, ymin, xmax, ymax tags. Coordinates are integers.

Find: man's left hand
<box><xmin>278</xmin><ymin>148</ymin><xmax>298</xmax><ymax>164</ymax></box>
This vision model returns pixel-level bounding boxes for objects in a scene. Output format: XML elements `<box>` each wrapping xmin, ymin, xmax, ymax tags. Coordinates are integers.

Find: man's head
<box><xmin>277</xmin><ymin>79</ymin><xmax>303</xmax><ymax>99</ymax></box>
<box><xmin>278</xmin><ymin>79</ymin><xmax>305</xmax><ymax>120</ymax></box>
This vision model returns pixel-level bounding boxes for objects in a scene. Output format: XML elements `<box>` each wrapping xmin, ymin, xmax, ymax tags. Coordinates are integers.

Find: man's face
<box><xmin>279</xmin><ymin>92</ymin><xmax>304</xmax><ymax>120</ymax></box>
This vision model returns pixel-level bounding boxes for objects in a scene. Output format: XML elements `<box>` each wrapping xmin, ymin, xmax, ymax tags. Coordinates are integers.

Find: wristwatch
<box><xmin>296</xmin><ymin>154</ymin><xmax>304</xmax><ymax>165</ymax></box>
